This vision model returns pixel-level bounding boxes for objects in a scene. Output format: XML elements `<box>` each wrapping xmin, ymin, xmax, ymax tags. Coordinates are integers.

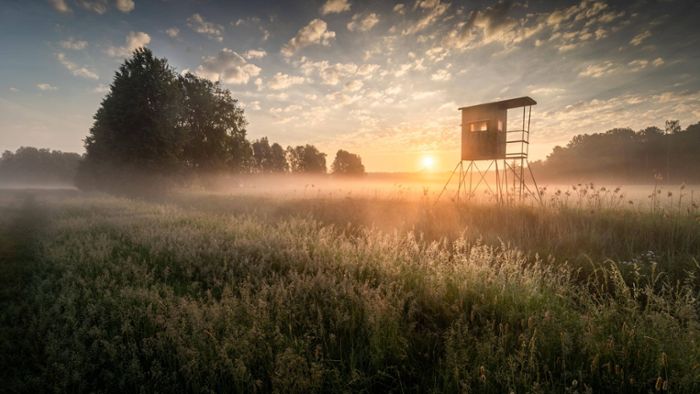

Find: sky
<box><xmin>1</xmin><ymin>0</ymin><xmax>699</xmax><ymax>172</ymax></box>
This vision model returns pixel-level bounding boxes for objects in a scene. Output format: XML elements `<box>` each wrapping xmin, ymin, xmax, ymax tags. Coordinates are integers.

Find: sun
<box><xmin>420</xmin><ymin>155</ymin><xmax>435</xmax><ymax>171</ymax></box>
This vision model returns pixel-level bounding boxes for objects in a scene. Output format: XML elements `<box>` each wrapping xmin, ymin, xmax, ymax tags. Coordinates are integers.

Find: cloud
<box><xmin>347</xmin><ymin>13</ymin><xmax>379</xmax><ymax>32</ymax></box>
<box><xmin>37</xmin><ymin>83</ymin><xmax>58</xmax><ymax>91</ymax></box>
<box><xmin>77</xmin><ymin>0</ymin><xmax>108</xmax><ymax>14</ymax></box>
<box><xmin>402</xmin><ymin>0</ymin><xmax>450</xmax><ymax>35</ymax></box>
<box><xmin>281</xmin><ymin>19</ymin><xmax>336</xmax><ymax>57</ymax></box>
<box><xmin>320</xmin><ymin>0</ymin><xmax>350</xmax><ymax>15</ymax></box>
<box><xmin>344</xmin><ymin>80</ymin><xmax>363</xmax><ymax>92</ymax></box>
<box><xmin>165</xmin><ymin>28</ymin><xmax>179</xmax><ymax>38</ymax></box>
<box><xmin>9</xmin><ymin>87</ymin><xmax>19</xmax><ymax>93</ymax></box>
<box><xmin>298</xmin><ymin>58</ymin><xmax>358</xmax><ymax>85</ymax></box>
<box><xmin>59</xmin><ymin>38</ymin><xmax>88</xmax><ymax>50</ymax></box>
<box><xmin>195</xmin><ymin>48</ymin><xmax>261</xmax><ymax>85</ymax></box>
<box><xmin>430</xmin><ymin>69</ymin><xmax>451</xmax><ymax>81</ymax></box>
<box><xmin>630</xmin><ymin>30</ymin><xmax>651</xmax><ymax>46</ymax></box>
<box><xmin>530</xmin><ymin>87</ymin><xmax>565</xmax><ymax>95</ymax></box>
<box><xmin>93</xmin><ymin>84</ymin><xmax>110</xmax><ymax>93</ymax></box>
<box><xmin>393</xmin><ymin>4</ymin><xmax>405</xmax><ymax>15</ymax></box>
<box><xmin>268</xmin><ymin>72</ymin><xmax>305</xmax><ymax>90</ymax></box>
<box><xmin>628</xmin><ymin>57</ymin><xmax>664</xmax><ymax>72</ymax></box>
<box><xmin>187</xmin><ymin>13</ymin><xmax>224</xmax><ymax>42</ymax></box>
<box><xmin>56</xmin><ymin>52</ymin><xmax>99</xmax><ymax>79</ymax></box>
<box><xmin>49</xmin><ymin>0</ymin><xmax>71</xmax><ymax>13</ymax></box>
<box><xmin>578</xmin><ymin>61</ymin><xmax>616</xmax><ymax>78</ymax></box>
<box><xmin>115</xmin><ymin>0</ymin><xmax>134</xmax><ymax>13</ymax></box>
<box><xmin>106</xmin><ymin>31</ymin><xmax>150</xmax><ymax>58</ymax></box>
<box><xmin>243</xmin><ymin>49</ymin><xmax>267</xmax><ymax>59</ymax></box>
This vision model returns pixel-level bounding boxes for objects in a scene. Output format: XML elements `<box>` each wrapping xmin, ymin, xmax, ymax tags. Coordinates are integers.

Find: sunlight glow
<box><xmin>420</xmin><ymin>155</ymin><xmax>435</xmax><ymax>171</ymax></box>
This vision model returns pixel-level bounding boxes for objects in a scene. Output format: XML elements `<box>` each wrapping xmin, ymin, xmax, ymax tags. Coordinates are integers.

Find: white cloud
<box><xmin>195</xmin><ymin>48</ymin><xmax>261</xmax><ymax>85</ymax></box>
<box><xmin>165</xmin><ymin>28</ymin><xmax>179</xmax><ymax>38</ymax></box>
<box><xmin>77</xmin><ymin>0</ymin><xmax>108</xmax><ymax>14</ymax></box>
<box><xmin>9</xmin><ymin>87</ymin><xmax>19</xmax><ymax>93</ymax></box>
<box><xmin>630</xmin><ymin>30</ymin><xmax>651</xmax><ymax>46</ymax></box>
<box><xmin>49</xmin><ymin>0</ymin><xmax>71</xmax><ymax>13</ymax></box>
<box><xmin>187</xmin><ymin>13</ymin><xmax>224</xmax><ymax>42</ymax></box>
<box><xmin>530</xmin><ymin>87</ymin><xmax>565</xmax><ymax>95</ymax></box>
<box><xmin>281</xmin><ymin>19</ymin><xmax>336</xmax><ymax>57</ymax></box>
<box><xmin>578</xmin><ymin>61</ymin><xmax>616</xmax><ymax>78</ymax></box>
<box><xmin>106</xmin><ymin>31</ymin><xmax>150</xmax><ymax>58</ymax></box>
<box><xmin>430</xmin><ymin>69</ymin><xmax>451</xmax><ymax>81</ymax></box>
<box><xmin>402</xmin><ymin>0</ymin><xmax>450</xmax><ymax>35</ymax></box>
<box><xmin>298</xmin><ymin>58</ymin><xmax>359</xmax><ymax>85</ymax></box>
<box><xmin>243</xmin><ymin>49</ymin><xmax>267</xmax><ymax>59</ymax></box>
<box><xmin>93</xmin><ymin>84</ymin><xmax>110</xmax><ymax>93</ymax></box>
<box><xmin>347</xmin><ymin>13</ymin><xmax>379</xmax><ymax>32</ymax></box>
<box><xmin>393</xmin><ymin>4</ymin><xmax>405</xmax><ymax>15</ymax></box>
<box><xmin>56</xmin><ymin>52</ymin><xmax>99</xmax><ymax>80</ymax></box>
<box><xmin>628</xmin><ymin>57</ymin><xmax>664</xmax><ymax>72</ymax></box>
<box><xmin>320</xmin><ymin>0</ymin><xmax>351</xmax><ymax>15</ymax></box>
<box><xmin>115</xmin><ymin>0</ymin><xmax>134</xmax><ymax>13</ymax></box>
<box><xmin>356</xmin><ymin>63</ymin><xmax>380</xmax><ymax>77</ymax></box>
<box><xmin>247</xmin><ymin>100</ymin><xmax>261</xmax><ymax>111</ymax></box>
<box><xmin>344</xmin><ymin>80</ymin><xmax>363</xmax><ymax>92</ymax></box>
<box><xmin>59</xmin><ymin>38</ymin><xmax>88</xmax><ymax>50</ymax></box>
<box><xmin>268</xmin><ymin>72</ymin><xmax>305</xmax><ymax>90</ymax></box>
<box><xmin>37</xmin><ymin>83</ymin><xmax>58</xmax><ymax>91</ymax></box>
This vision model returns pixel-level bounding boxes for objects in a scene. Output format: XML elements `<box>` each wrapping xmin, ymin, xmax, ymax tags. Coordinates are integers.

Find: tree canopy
<box><xmin>287</xmin><ymin>145</ymin><xmax>327</xmax><ymax>174</ymax></box>
<box><xmin>331</xmin><ymin>149</ymin><xmax>365</xmax><ymax>176</ymax></box>
<box><xmin>0</xmin><ymin>147</ymin><xmax>81</xmax><ymax>184</ymax></box>
<box><xmin>531</xmin><ymin>121</ymin><xmax>700</xmax><ymax>182</ymax></box>
<box><xmin>77</xmin><ymin>48</ymin><xmax>252</xmax><ymax>190</ymax></box>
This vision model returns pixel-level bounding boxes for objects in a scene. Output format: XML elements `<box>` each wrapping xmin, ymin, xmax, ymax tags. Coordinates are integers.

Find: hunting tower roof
<box><xmin>458</xmin><ymin>96</ymin><xmax>537</xmax><ymax>112</ymax></box>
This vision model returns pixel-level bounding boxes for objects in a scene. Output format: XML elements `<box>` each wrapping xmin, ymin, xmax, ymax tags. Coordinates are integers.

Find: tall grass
<box><xmin>1</xmin><ymin>191</ymin><xmax>699</xmax><ymax>392</ymax></box>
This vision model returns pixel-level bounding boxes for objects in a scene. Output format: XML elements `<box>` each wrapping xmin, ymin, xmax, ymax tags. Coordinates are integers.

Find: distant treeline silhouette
<box><xmin>73</xmin><ymin>48</ymin><xmax>364</xmax><ymax>192</ymax></box>
<box><xmin>0</xmin><ymin>147</ymin><xmax>81</xmax><ymax>185</ymax></box>
<box><xmin>530</xmin><ymin>121</ymin><xmax>700</xmax><ymax>183</ymax></box>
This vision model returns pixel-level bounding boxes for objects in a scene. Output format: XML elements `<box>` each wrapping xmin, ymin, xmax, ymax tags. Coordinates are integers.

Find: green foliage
<box><xmin>180</xmin><ymin>73</ymin><xmax>249</xmax><ymax>172</ymax></box>
<box><xmin>83</xmin><ymin>48</ymin><xmax>185</xmax><ymax>172</ymax></box>
<box><xmin>251</xmin><ymin>137</ymin><xmax>288</xmax><ymax>173</ymax></box>
<box><xmin>331</xmin><ymin>149</ymin><xmax>365</xmax><ymax>176</ymax></box>
<box><xmin>0</xmin><ymin>147</ymin><xmax>81</xmax><ymax>184</ymax></box>
<box><xmin>1</xmin><ymin>191</ymin><xmax>699</xmax><ymax>392</ymax></box>
<box><xmin>287</xmin><ymin>144</ymin><xmax>327</xmax><ymax>174</ymax></box>
<box><xmin>77</xmin><ymin>49</ymin><xmax>252</xmax><ymax>191</ymax></box>
<box><xmin>531</xmin><ymin>121</ymin><xmax>700</xmax><ymax>182</ymax></box>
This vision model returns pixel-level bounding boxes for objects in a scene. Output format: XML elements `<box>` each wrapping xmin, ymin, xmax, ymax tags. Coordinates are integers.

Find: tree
<box><xmin>269</xmin><ymin>142</ymin><xmax>288</xmax><ymax>173</ymax></box>
<box><xmin>252</xmin><ymin>138</ymin><xmax>289</xmax><ymax>173</ymax></box>
<box><xmin>251</xmin><ymin>137</ymin><xmax>273</xmax><ymax>173</ymax></box>
<box><xmin>331</xmin><ymin>149</ymin><xmax>365</xmax><ymax>176</ymax></box>
<box><xmin>286</xmin><ymin>145</ymin><xmax>326</xmax><ymax>174</ymax></box>
<box><xmin>83</xmin><ymin>48</ymin><xmax>184</xmax><ymax>172</ymax></box>
<box><xmin>179</xmin><ymin>73</ymin><xmax>249</xmax><ymax>172</ymax></box>
<box><xmin>0</xmin><ymin>147</ymin><xmax>81</xmax><ymax>184</ymax></box>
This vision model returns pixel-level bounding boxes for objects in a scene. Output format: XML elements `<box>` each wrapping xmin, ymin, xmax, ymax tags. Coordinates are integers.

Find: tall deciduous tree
<box><xmin>180</xmin><ymin>73</ymin><xmax>249</xmax><ymax>172</ymax></box>
<box><xmin>252</xmin><ymin>137</ymin><xmax>289</xmax><ymax>173</ymax></box>
<box><xmin>287</xmin><ymin>145</ymin><xmax>326</xmax><ymax>174</ymax></box>
<box><xmin>331</xmin><ymin>149</ymin><xmax>365</xmax><ymax>176</ymax></box>
<box><xmin>82</xmin><ymin>48</ymin><xmax>184</xmax><ymax>173</ymax></box>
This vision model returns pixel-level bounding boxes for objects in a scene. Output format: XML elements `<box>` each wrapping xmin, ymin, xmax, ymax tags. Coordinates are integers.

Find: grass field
<box><xmin>1</xmin><ymin>187</ymin><xmax>699</xmax><ymax>393</ymax></box>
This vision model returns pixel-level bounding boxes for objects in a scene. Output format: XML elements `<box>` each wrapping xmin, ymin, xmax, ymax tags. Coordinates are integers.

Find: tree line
<box><xmin>530</xmin><ymin>121</ymin><xmax>700</xmax><ymax>183</ymax></box>
<box><xmin>0</xmin><ymin>147</ymin><xmax>81</xmax><ymax>184</ymax></box>
<box><xmin>75</xmin><ymin>48</ymin><xmax>364</xmax><ymax>191</ymax></box>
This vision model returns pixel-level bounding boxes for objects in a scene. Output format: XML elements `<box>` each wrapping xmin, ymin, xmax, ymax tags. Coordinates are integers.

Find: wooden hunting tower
<box><xmin>438</xmin><ymin>96</ymin><xmax>542</xmax><ymax>204</ymax></box>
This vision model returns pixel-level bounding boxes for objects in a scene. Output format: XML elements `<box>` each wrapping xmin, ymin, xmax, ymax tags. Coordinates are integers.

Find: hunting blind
<box><xmin>438</xmin><ymin>96</ymin><xmax>542</xmax><ymax>204</ymax></box>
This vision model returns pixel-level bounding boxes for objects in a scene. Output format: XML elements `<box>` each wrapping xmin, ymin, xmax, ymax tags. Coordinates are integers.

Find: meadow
<box><xmin>1</xmin><ymin>183</ymin><xmax>699</xmax><ymax>393</ymax></box>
